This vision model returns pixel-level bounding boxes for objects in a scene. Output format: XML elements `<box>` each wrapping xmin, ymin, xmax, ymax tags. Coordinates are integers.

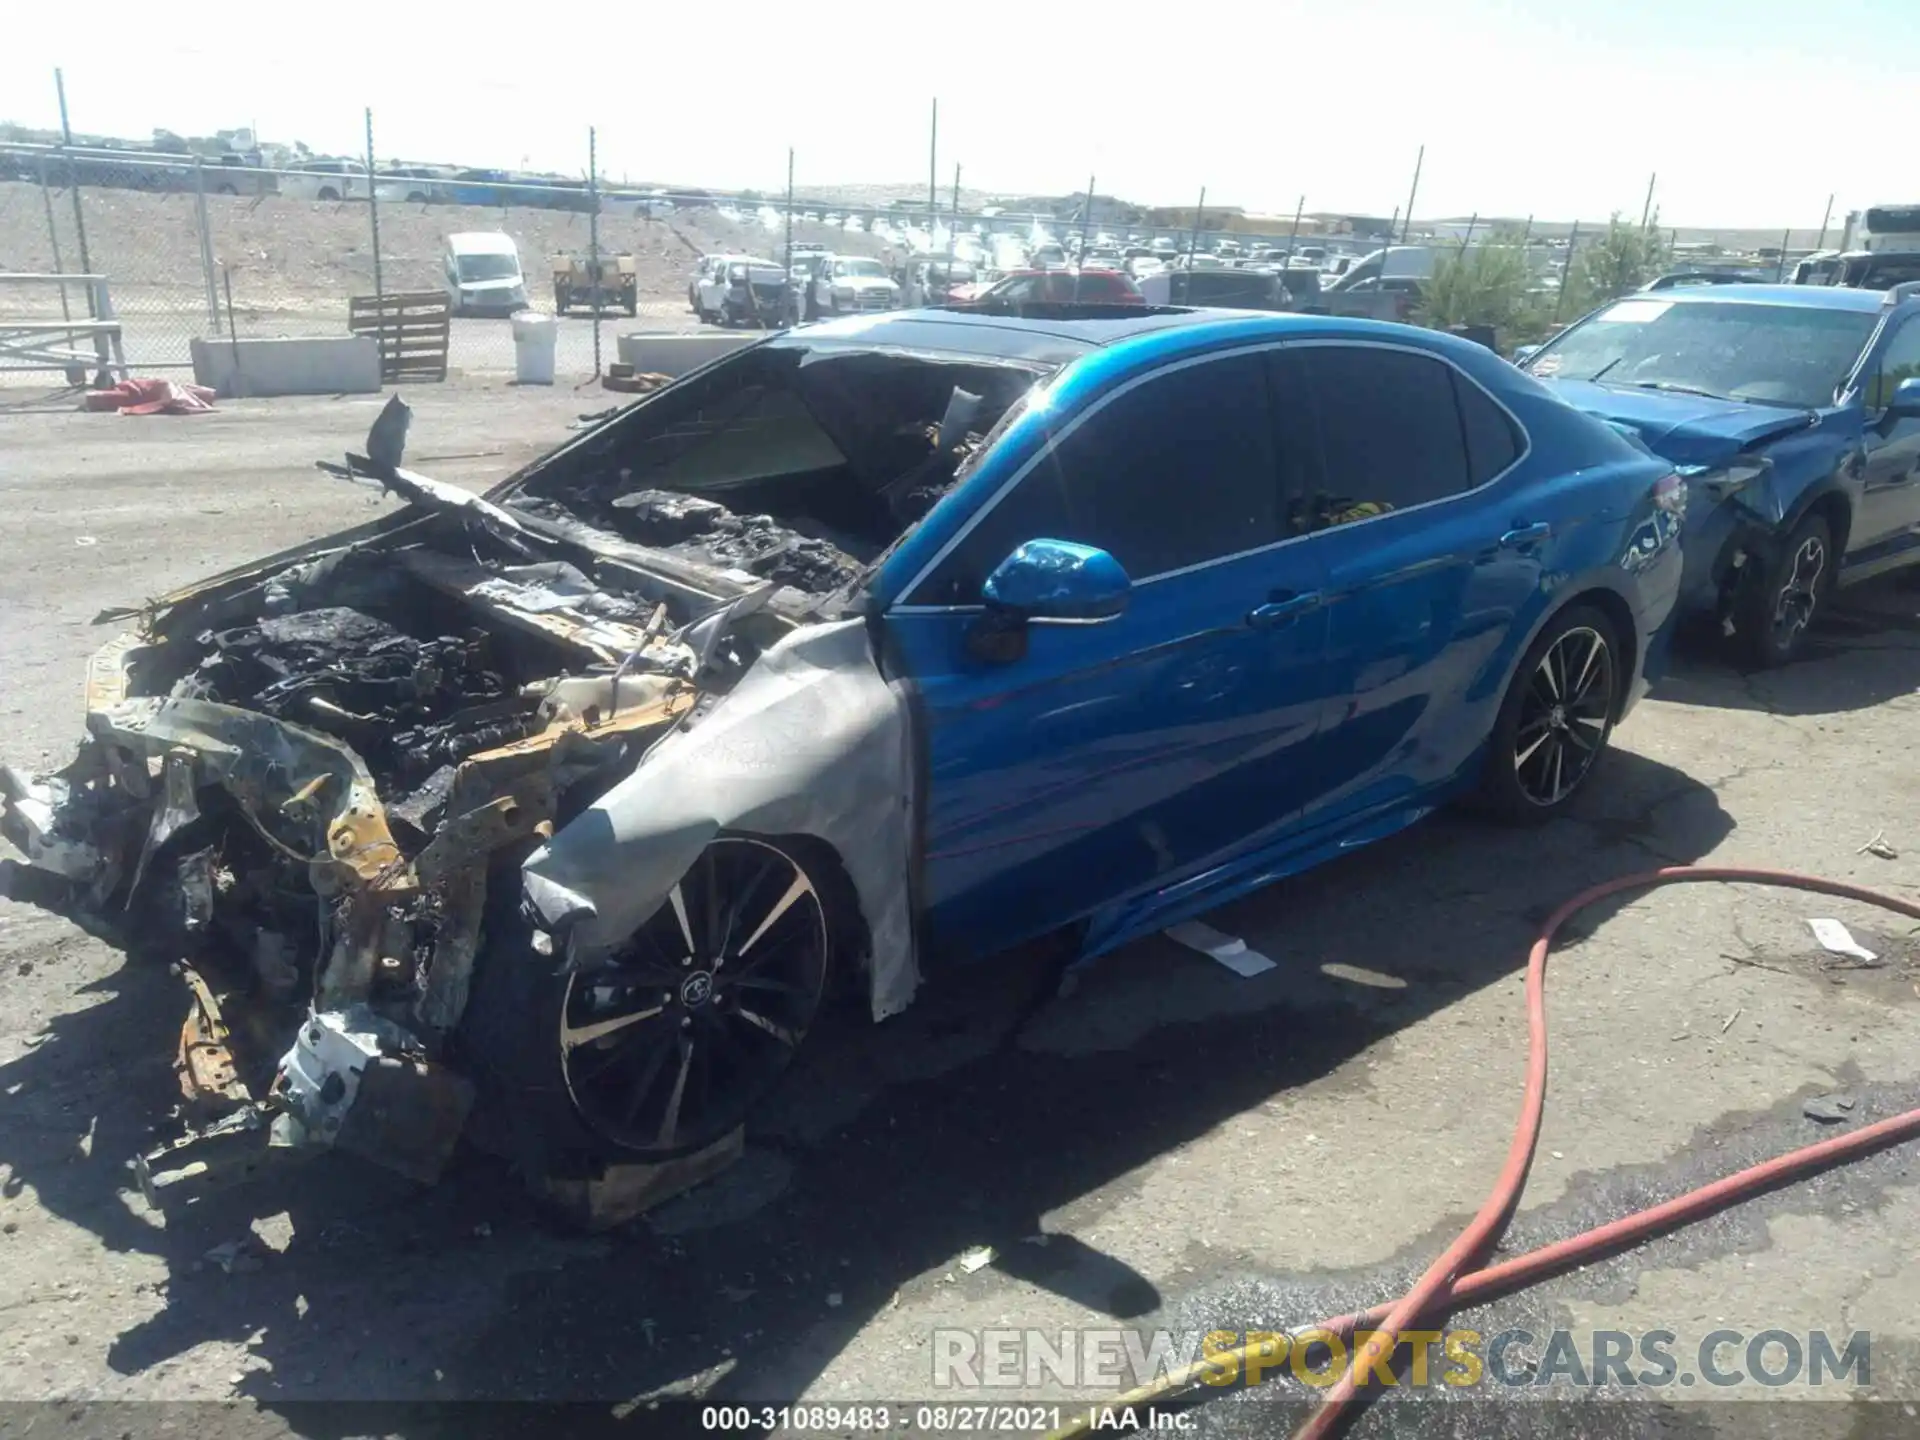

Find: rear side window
<box><xmin>916</xmin><ymin>352</ymin><xmax>1281</xmax><ymax>601</ymax></box>
<box><xmin>1452</xmin><ymin>371</ymin><xmax>1523</xmax><ymax>482</ymax></box>
<box><xmin>1295</xmin><ymin>346</ymin><xmax>1471</xmax><ymax>521</ymax></box>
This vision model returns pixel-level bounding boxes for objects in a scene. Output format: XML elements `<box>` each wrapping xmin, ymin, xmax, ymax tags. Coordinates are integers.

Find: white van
<box><xmin>443</xmin><ymin>232</ymin><xmax>528</xmax><ymax>316</ymax></box>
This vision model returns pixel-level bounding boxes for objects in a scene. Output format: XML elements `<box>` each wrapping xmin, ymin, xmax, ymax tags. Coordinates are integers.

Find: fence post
<box><xmin>588</xmin><ymin>126</ymin><xmax>601</xmax><ymax>380</ymax></box>
<box><xmin>365</xmin><ymin>108</ymin><xmax>383</xmax><ymax>300</ymax></box>
<box><xmin>37</xmin><ymin>154</ymin><xmax>73</xmax><ymax>325</ymax></box>
<box><xmin>193</xmin><ymin>159</ymin><xmax>220</xmax><ymax>329</ymax></box>
<box><xmin>1552</xmin><ymin>221</ymin><xmax>1581</xmax><ymax>323</ymax></box>
<box><xmin>53</xmin><ymin>72</ymin><xmax>95</xmax><ymax>311</ymax></box>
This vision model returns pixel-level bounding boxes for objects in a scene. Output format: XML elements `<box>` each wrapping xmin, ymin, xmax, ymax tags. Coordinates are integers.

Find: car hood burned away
<box><xmin>0</xmin><ymin>329</ymin><xmax>1050</xmax><ymax>1208</ymax></box>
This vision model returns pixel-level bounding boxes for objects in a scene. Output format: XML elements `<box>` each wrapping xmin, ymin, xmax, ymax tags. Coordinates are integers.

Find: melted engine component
<box><xmin>607</xmin><ymin>489</ymin><xmax>866</xmax><ymax>593</ymax></box>
<box><xmin>178</xmin><ymin>607</ymin><xmax>543</xmax><ymax>792</ymax></box>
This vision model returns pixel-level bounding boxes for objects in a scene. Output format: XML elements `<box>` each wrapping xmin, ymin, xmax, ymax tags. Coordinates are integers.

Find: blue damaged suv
<box><xmin>1522</xmin><ymin>283</ymin><xmax>1920</xmax><ymax>665</ymax></box>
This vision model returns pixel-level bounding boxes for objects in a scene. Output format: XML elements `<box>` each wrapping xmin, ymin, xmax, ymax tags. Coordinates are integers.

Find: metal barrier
<box><xmin>0</xmin><ymin>272</ymin><xmax>128</xmax><ymax>382</ymax></box>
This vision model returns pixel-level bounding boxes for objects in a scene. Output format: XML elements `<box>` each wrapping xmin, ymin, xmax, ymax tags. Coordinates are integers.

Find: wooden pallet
<box><xmin>347</xmin><ymin>292</ymin><xmax>451</xmax><ymax>383</ymax></box>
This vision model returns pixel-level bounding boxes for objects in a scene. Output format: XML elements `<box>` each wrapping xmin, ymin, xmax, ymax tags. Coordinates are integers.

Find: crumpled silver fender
<box><xmin>520</xmin><ymin>618</ymin><xmax>919</xmax><ymax>1020</ymax></box>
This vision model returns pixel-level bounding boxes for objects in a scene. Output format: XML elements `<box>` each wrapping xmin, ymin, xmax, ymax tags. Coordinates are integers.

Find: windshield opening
<box><xmin>1525</xmin><ymin>298</ymin><xmax>1877</xmax><ymax>409</ymax></box>
<box><xmin>838</xmin><ymin>259</ymin><xmax>887</xmax><ymax>278</ymax></box>
<box><xmin>504</xmin><ymin>346</ymin><xmax>1046</xmax><ymax>596</ymax></box>
<box><xmin>456</xmin><ymin>253</ymin><xmax>520</xmax><ymax>282</ymax></box>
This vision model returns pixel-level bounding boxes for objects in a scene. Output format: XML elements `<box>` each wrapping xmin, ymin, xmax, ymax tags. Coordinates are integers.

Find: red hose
<box><xmin>1292</xmin><ymin>865</ymin><xmax>1920</xmax><ymax>1440</ymax></box>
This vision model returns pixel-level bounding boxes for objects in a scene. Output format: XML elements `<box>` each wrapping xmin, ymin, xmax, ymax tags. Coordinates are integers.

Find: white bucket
<box><xmin>512</xmin><ymin>310</ymin><xmax>557</xmax><ymax>385</ymax></box>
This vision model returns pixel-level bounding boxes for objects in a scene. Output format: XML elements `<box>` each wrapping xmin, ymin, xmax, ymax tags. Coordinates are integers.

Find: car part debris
<box><xmin>1803</xmin><ymin>1093</ymin><xmax>1856</xmax><ymax>1124</ymax></box>
<box><xmin>1162</xmin><ymin>920</ymin><xmax>1278</xmax><ymax>977</ymax></box>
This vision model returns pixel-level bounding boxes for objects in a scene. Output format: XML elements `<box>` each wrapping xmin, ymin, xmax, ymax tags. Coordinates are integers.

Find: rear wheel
<box><xmin>462</xmin><ymin>835</ymin><xmax>834</xmax><ymax>1177</ymax></box>
<box><xmin>1478</xmin><ymin>605</ymin><xmax>1621</xmax><ymax>822</ymax></box>
<box><xmin>1737</xmin><ymin>512</ymin><xmax>1831</xmax><ymax>668</ymax></box>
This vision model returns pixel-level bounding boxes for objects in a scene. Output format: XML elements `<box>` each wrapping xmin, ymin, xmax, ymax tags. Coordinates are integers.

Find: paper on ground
<box><xmin>1164</xmin><ymin>920</ymin><xmax>1278</xmax><ymax>977</ymax></box>
<box><xmin>1807</xmin><ymin>918</ymin><xmax>1878</xmax><ymax>963</ymax></box>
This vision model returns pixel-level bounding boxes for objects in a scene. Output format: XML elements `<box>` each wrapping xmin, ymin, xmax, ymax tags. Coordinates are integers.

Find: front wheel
<box><xmin>1478</xmin><ymin>605</ymin><xmax>1622</xmax><ymax>822</ymax></box>
<box><xmin>1736</xmin><ymin>512</ymin><xmax>1831</xmax><ymax>668</ymax></box>
<box><xmin>462</xmin><ymin>835</ymin><xmax>834</xmax><ymax>1177</ymax></box>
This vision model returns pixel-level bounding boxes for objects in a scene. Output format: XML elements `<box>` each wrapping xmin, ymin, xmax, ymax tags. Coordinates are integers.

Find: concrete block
<box><xmin>615</xmin><ymin>331</ymin><xmax>757</xmax><ymax>378</ymax></box>
<box><xmin>190</xmin><ymin>335</ymin><xmax>382</xmax><ymax>398</ymax></box>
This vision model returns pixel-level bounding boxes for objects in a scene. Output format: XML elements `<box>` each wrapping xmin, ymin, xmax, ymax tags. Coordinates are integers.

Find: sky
<box><xmin>3</xmin><ymin>0</ymin><xmax>1913</xmax><ymax>231</ymax></box>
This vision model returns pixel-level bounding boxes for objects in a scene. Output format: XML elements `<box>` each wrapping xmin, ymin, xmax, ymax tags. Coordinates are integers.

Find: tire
<box><xmin>215</xmin><ymin>183</ymin><xmax>237</xmax><ymax>196</ymax></box>
<box><xmin>1477</xmin><ymin>604</ymin><xmax>1622</xmax><ymax>823</ymax></box>
<box><xmin>317</xmin><ymin>186</ymin><xmax>340</xmax><ymax>202</ymax></box>
<box><xmin>406</xmin><ymin>191</ymin><xmax>429</xmax><ymax>204</ymax></box>
<box><xmin>1736</xmin><ymin>511</ymin><xmax>1832</xmax><ymax>668</ymax></box>
<box><xmin>460</xmin><ymin>835</ymin><xmax>835</xmax><ymax>1180</ymax></box>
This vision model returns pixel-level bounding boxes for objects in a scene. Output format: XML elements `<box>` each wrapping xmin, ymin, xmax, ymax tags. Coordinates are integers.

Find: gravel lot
<box><xmin>2</xmin><ymin>384</ymin><xmax>1920</xmax><ymax>1439</ymax></box>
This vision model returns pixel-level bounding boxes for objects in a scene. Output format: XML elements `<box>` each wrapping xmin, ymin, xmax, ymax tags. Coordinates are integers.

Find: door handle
<box><xmin>1246</xmin><ymin>591</ymin><xmax>1323</xmax><ymax>629</ymax></box>
<box><xmin>1499</xmin><ymin>522</ymin><xmax>1553</xmax><ymax>549</ymax></box>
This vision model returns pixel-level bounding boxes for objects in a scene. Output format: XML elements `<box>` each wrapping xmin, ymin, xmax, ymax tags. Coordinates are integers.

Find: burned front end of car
<box><xmin>0</xmin><ymin>328</ymin><xmax>1050</xmax><ymax>1209</ymax></box>
<box><xmin>1</xmin><ymin>485</ymin><xmax>717</xmax><ymax>1201</ymax></box>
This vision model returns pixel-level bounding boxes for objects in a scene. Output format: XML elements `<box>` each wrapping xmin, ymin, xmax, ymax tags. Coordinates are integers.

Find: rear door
<box><xmin>882</xmin><ymin>348</ymin><xmax>1331</xmax><ymax>963</ymax></box>
<box><xmin>1278</xmin><ymin>341</ymin><xmax>1541</xmax><ymax>832</ymax></box>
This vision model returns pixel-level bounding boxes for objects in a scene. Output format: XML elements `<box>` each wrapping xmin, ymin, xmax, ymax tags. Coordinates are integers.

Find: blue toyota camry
<box><xmin>3</xmin><ymin>304</ymin><xmax>1687</xmax><ymax>1192</ymax></box>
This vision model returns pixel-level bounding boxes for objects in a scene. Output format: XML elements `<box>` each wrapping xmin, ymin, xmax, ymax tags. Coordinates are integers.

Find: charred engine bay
<box><xmin>507</xmin><ymin>344</ymin><xmax>1041</xmax><ymax>595</ymax></box>
<box><xmin>79</xmin><ymin>524</ymin><xmax>711</xmax><ymax>1070</ymax></box>
<box><xmin>138</xmin><ymin>537</ymin><xmax>693</xmax><ymax>845</ymax></box>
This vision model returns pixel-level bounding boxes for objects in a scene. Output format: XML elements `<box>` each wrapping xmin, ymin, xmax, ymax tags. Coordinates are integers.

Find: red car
<box><xmin>946</xmin><ymin>267</ymin><xmax>1145</xmax><ymax>307</ymax></box>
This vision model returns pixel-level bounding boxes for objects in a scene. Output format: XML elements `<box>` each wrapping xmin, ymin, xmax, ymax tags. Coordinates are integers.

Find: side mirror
<box><xmin>1511</xmin><ymin>344</ymin><xmax>1542</xmax><ymax>366</ymax></box>
<box><xmin>982</xmin><ymin>539</ymin><xmax>1131</xmax><ymax>622</ymax></box>
<box><xmin>1888</xmin><ymin>375</ymin><xmax>1920</xmax><ymax>421</ymax></box>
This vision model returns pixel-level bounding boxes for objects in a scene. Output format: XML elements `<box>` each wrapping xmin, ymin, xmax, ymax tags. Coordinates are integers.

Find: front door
<box><xmin>881</xmin><ymin>348</ymin><xmax>1332</xmax><ymax>964</ymax></box>
<box><xmin>1852</xmin><ymin>317</ymin><xmax>1920</xmax><ymax>571</ymax></box>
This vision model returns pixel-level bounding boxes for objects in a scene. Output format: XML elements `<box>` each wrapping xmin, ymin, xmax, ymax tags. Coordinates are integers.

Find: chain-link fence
<box><xmin>0</xmin><ymin>135</ymin><xmax>1844</xmax><ymax>392</ymax></box>
<box><xmin>0</xmin><ymin>142</ymin><xmax>702</xmax><ymax>387</ymax></box>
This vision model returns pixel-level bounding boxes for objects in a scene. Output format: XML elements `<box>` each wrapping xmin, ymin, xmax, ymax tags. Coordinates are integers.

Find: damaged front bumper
<box><xmin>4</xmin><ymin>598</ymin><xmax>697</xmax><ymax>1209</ymax></box>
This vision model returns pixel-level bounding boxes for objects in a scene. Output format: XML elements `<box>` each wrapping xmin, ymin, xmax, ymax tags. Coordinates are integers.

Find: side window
<box><xmin>1452</xmin><ymin>371</ymin><xmax>1523</xmax><ymax>483</ymax></box>
<box><xmin>1294</xmin><ymin>346</ymin><xmax>1472</xmax><ymax>526</ymax></box>
<box><xmin>914</xmin><ymin>352</ymin><xmax>1282</xmax><ymax>603</ymax></box>
<box><xmin>1869</xmin><ymin>321</ymin><xmax>1920</xmax><ymax>410</ymax></box>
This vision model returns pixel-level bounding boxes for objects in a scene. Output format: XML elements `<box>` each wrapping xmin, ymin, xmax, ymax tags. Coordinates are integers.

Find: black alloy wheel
<box><xmin>558</xmin><ymin>836</ymin><xmax>829</xmax><ymax>1157</ymax></box>
<box><xmin>1479</xmin><ymin>604</ymin><xmax>1621</xmax><ymax>821</ymax></box>
<box><xmin>1511</xmin><ymin>624</ymin><xmax>1615</xmax><ymax>808</ymax></box>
